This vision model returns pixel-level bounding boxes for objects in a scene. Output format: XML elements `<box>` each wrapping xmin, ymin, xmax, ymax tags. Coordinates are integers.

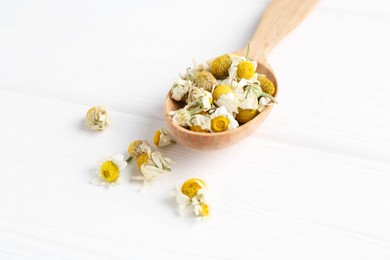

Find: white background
<box><xmin>1</xmin><ymin>0</ymin><xmax>390</xmax><ymax>259</ymax></box>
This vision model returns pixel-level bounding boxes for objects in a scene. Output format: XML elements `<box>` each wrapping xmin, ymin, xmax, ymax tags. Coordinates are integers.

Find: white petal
<box><xmin>176</xmin><ymin>193</ymin><xmax>190</xmax><ymax>204</ymax></box>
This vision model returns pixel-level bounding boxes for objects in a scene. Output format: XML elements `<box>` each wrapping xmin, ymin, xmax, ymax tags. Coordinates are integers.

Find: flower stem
<box><xmin>245</xmin><ymin>42</ymin><xmax>251</xmax><ymax>60</ymax></box>
<box><xmin>126</xmin><ymin>156</ymin><xmax>132</xmax><ymax>163</ymax></box>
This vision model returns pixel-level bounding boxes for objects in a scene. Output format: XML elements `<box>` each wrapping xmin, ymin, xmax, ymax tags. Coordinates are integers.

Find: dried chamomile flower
<box><xmin>85</xmin><ymin>105</ymin><xmax>109</xmax><ymax>130</ymax></box>
<box><xmin>187</xmin><ymin>87</ymin><xmax>213</xmax><ymax>111</ymax></box>
<box><xmin>169</xmin><ymin>108</ymin><xmax>192</xmax><ymax>127</ymax></box>
<box><xmin>127</xmin><ymin>140</ymin><xmax>151</xmax><ymax>159</ymax></box>
<box><xmin>173</xmin><ymin>178</ymin><xmax>211</xmax><ymax>219</ymax></box>
<box><xmin>194</xmin><ymin>71</ymin><xmax>217</xmax><ymax>92</ymax></box>
<box><xmin>258</xmin><ymin>75</ymin><xmax>275</xmax><ymax>96</ymax></box>
<box><xmin>236</xmin><ymin>108</ymin><xmax>259</xmax><ymax>123</ymax></box>
<box><xmin>243</xmin><ymin>82</ymin><xmax>262</xmax><ymax>98</ymax></box>
<box><xmin>153</xmin><ymin>128</ymin><xmax>176</xmax><ymax>147</ymax></box>
<box><xmin>236</xmin><ymin>92</ymin><xmax>259</xmax><ymax>123</ymax></box>
<box><xmin>229</xmin><ymin>56</ymin><xmax>257</xmax><ymax>82</ymax></box>
<box><xmin>212</xmin><ymin>85</ymin><xmax>232</xmax><ymax>101</ymax></box>
<box><xmin>214</xmin><ymin>92</ymin><xmax>239</xmax><ymax>115</ymax></box>
<box><xmin>170</xmin><ymin>78</ymin><xmax>192</xmax><ymax>101</ymax></box>
<box><xmin>237</xmin><ymin>60</ymin><xmax>255</xmax><ymax>80</ymax></box>
<box><xmin>212</xmin><ymin>85</ymin><xmax>238</xmax><ymax>114</ymax></box>
<box><xmin>91</xmin><ymin>154</ymin><xmax>127</xmax><ymax>188</ymax></box>
<box><xmin>210</xmin><ymin>54</ymin><xmax>232</xmax><ymax>79</ymax></box>
<box><xmin>181</xmin><ymin>58</ymin><xmax>210</xmax><ymax>81</ymax></box>
<box><xmin>188</xmin><ymin>114</ymin><xmax>211</xmax><ymax>133</ymax></box>
<box><xmin>133</xmin><ymin>151</ymin><xmax>172</xmax><ymax>187</ymax></box>
<box><xmin>258</xmin><ymin>97</ymin><xmax>273</xmax><ymax>113</ymax></box>
<box><xmin>210</xmin><ymin>106</ymin><xmax>239</xmax><ymax>132</ymax></box>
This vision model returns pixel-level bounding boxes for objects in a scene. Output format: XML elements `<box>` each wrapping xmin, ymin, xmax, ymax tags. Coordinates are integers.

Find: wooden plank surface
<box><xmin>1</xmin><ymin>0</ymin><xmax>389</xmax><ymax>259</ymax></box>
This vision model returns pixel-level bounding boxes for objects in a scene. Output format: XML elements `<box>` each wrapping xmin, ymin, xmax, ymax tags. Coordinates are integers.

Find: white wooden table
<box><xmin>1</xmin><ymin>0</ymin><xmax>390</xmax><ymax>259</ymax></box>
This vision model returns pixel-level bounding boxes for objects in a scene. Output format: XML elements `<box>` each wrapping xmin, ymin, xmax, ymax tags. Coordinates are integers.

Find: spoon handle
<box><xmin>250</xmin><ymin>0</ymin><xmax>319</xmax><ymax>61</ymax></box>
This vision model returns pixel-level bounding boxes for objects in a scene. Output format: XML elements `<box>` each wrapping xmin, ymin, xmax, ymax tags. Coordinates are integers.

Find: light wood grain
<box><xmin>1</xmin><ymin>0</ymin><xmax>390</xmax><ymax>259</ymax></box>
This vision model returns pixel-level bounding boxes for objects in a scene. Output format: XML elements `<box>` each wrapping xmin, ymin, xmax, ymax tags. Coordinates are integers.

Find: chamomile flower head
<box><xmin>237</xmin><ymin>61</ymin><xmax>255</xmax><ymax>80</ymax></box>
<box><xmin>128</xmin><ymin>140</ymin><xmax>151</xmax><ymax>158</ymax></box>
<box><xmin>228</xmin><ymin>56</ymin><xmax>257</xmax><ymax>81</ymax></box>
<box><xmin>181</xmin><ymin>178</ymin><xmax>207</xmax><ymax>198</ymax></box>
<box><xmin>214</xmin><ymin>93</ymin><xmax>239</xmax><ymax>114</ymax></box>
<box><xmin>169</xmin><ymin>108</ymin><xmax>192</xmax><ymax>127</ymax></box>
<box><xmin>212</xmin><ymin>85</ymin><xmax>232</xmax><ymax>101</ymax></box>
<box><xmin>187</xmin><ymin>87</ymin><xmax>213</xmax><ymax>111</ymax></box>
<box><xmin>210</xmin><ymin>54</ymin><xmax>232</xmax><ymax>79</ymax></box>
<box><xmin>210</xmin><ymin>106</ymin><xmax>239</xmax><ymax>132</ymax></box>
<box><xmin>236</xmin><ymin>92</ymin><xmax>260</xmax><ymax>123</ymax></box>
<box><xmin>258</xmin><ymin>75</ymin><xmax>275</xmax><ymax>96</ymax></box>
<box><xmin>153</xmin><ymin>128</ymin><xmax>175</xmax><ymax>147</ymax></box>
<box><xmin>173</xmin><ymin>178</ymin><xmax>211</xmax><ymax>219</ymax></box>
<box><xmin>188</xmin><ymin>114</ymin><xmax>211</xmax><ymax>133</ymax></box>
<box><xmin>258</xmin><ymin>96</ymin><xmax>273</xmax><ymax>113</ymax></box>
<box><xmin>85</xmin><ymin>105</ymin><xmax>109</xmax><ymax>130</ymax></box>
<box><xmin>133</xmin><ymin>151</ymin><xmax>172</xmax><ymax>187</ymax></box>
<box><xmin>181</xmin><ymin>58</ymin><xmax>210</xmax><ymax>81</ymax></box>
<box><xmin>195</xmin><ymin>71</ymin><xmax>217</xmax><ymax>92</ymax></box>
<box><xmin>236</xmin><ymin>108</ymin><xmax>259</xmax><ymax>123</ymax></box>
<box><xmin>170</xmin><ymin>78</ymin><xmax>192</xmax><ymax>101</ymax></box>
<box><xmin>91</xmin><ymin>154</ymin><xmax>127</xmax><ymax>188</ymax></box>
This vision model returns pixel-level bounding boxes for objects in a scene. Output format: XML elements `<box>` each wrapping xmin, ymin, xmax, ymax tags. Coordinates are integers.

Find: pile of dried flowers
<box><xmin>169</xmin><ymin>44</ymin><xmax>277</xmax><ymax>133</ymax></box>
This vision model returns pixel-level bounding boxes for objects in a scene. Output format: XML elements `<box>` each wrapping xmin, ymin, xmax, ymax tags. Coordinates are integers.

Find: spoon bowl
<box><xmin>163</xmin><ymin>0</ymin><xmax>319</xmax><ymax>151</ymax></box>
<box><xmin>164</xmin><ymin>59</ymin><xmax>277</xmax><ymax>151</ymax></box>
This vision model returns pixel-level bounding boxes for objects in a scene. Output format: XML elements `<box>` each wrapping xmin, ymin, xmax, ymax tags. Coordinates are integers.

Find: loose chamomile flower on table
<box><xmin>210</xmin><ymin>106</ymin><xmax>239</xmax><ymax>132</ymax></box>
<box><xmin>127</xmin><ymin>140</ymin><xmax>151</xmax><ymax>161</ymax></box>
<box><xmin>91</xmin><ymin>154</ymin><xmax>127</xmax><ymax>188</ymax></box>
<box><xmin>133</xmin><ymin>150</ymin><xmax>173</xmax><ymax>187</ymax></box>
<box><xmin>173</xmin><ymin>178</ymin><xmax>211</xmax><ymax>219</ymax></box>
<box><xmin>153</xmin><ymin>128</ymin><xmax>176</xmax><ymax>147</ymax></box>
<box><xmin>85</xmin><ymin>105</ymin><xmax>109</xmax><ymax>130</ymax></box>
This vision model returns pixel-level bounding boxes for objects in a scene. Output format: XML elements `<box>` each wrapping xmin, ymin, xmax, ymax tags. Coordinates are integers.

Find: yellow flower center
<box><xmin>210</xmin><ymin>54</ymin><xmax>232</xmax><ymax>79</ymax></box>
<box><xmin>181</xmin><ymin>178</ymin><xmax>206</xmax><ymax>198</ymax></box>
<box><xmin>212</xmin><ymin>85</ymin><xmax>232</xmax><ymax>101</ymax></box>
<box><xmin>190</xmin><ymin>125</ymin><xmax>208</xmax><ymax>133</ymax></box>
<box><xmin>100</xmin><ymin>160</ymin><xmax>119</xmax><ymax>183</ymax></box>
<box><xmin>153</xmin><ymin>130</ymin><xmax>161</xmax><ymax>146</ymax></box>
<box><xmin>136</xmin><ymin>153</ymin><xmax>149</xmax><ymax>170</ymax></box>
<box><xmin>128</xmin><ymin>140</ymin><xmax>142</xmax><ymax>158</ymax></box>
<box><xmin>235</xmin><ymin>108</ymin><xmax>259</xmax><ymax>124</ymax></box>
<box><xmin>195</xmin><ymin>71</ymin><xmax>217</xmax><ymax>92</ymax></box>
<box><xmin>200</xmin><ymin>203</ymin><xmax>210</xmax><ymax>217</ymax></box>
<box><xmin>211</xmin><ymin>116</ymin><xmax>229</xmax><ymax>132</ymax></box>
<box><xmin>237</xmin><ymin>61</ymin><xmax>255</xmax><ymax>80</ymax></box>
<box><xmin>258</xmin><ymin>76</ymin><xmax>275</xmax><ymax>96</ymax></box>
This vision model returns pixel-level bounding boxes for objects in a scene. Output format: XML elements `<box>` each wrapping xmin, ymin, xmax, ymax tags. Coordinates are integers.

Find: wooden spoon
<box><xmin>164</xmin><ymin>0</ymin><xmax>319</xmax><ymax>151</ymax></box>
